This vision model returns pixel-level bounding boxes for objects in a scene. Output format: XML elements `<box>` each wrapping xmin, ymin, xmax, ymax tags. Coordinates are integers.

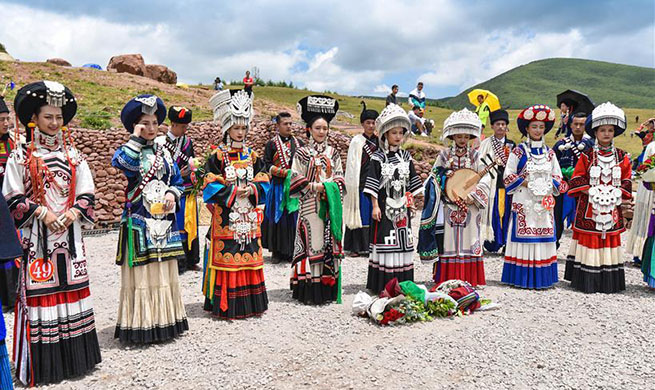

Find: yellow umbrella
<box><xmin>467</xmin><ymin>89</ymin><xmax>501</xmax><ymax>111</ymax></box>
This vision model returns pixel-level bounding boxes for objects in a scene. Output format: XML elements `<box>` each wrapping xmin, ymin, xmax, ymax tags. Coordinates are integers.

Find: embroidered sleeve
<box><xmin>330</xmin><ymin>149</ymin><xmax>346</xmax><ymax>199</ymax></box>
<box><xmin>503</xmin><ymin>148</ymin><xmax>524</xmax><ymax>194</ymax></box>
<box><xmin>165</xmin><ymin>160</ymin><xmax>184</xmax><ymax>203</ymax></box>
<box><xmin>2</xmin><ymin>148</ymin><xmax>38</xmax><ymax>228</ymax></box>
<box><xmin>470</xmin><ymin>157</ymin><xmax>490</xmax><ymax>208</ymax></box>
<box><xmin>568</xmin><ymin>153</ymin><xmax>590</xmax><ymax>197</ymax></box>
<box><xmin>619</xmin><ymin>154</ymin><xmax>632</xmax><ymax>199</ymax></box>
<box><xmin>202</xmin><ymin>152</ymin><xmax>237</xmax><ymax>207</ymax></box>
<box><xmin>289</xmin><ymin>147</ymin><xmax>310</xmax><ymax>198</ymax></box>
<box><xmin>250</xmin><ymin>155</ymin><xmax>270</xmax><ymax>206</ymax></box>
<box><xmin>363</xmin><ymin>157</ymin><xmax>382</xmax><ymax>199</ymax></box>
<box><xmin>408</xmin><ymin>159</ymin><xmax>423</xmax><ymax>197</ymax></box>
<box><xmin>550</xmin><ymin>153</ymin><xmax>565</xmax><ymax>196</ymax></box>
<box><xmin>112</xmin><ymin>136</ymin><xmax>146</xmax><ymax>177</ymax></box>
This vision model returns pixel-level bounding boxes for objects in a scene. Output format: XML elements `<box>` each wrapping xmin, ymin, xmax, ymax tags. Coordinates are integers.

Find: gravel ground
<box><xmin>7</xmin><ymin>223</ymin><xmax>655</xmax><ymax>390</ymax></box>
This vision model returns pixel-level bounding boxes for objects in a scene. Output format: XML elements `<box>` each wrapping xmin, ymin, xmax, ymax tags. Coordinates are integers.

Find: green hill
<box><xmin>437</xmin><ymin>58</ymin><xmax>655</xmax><ymax>110</ymax></box>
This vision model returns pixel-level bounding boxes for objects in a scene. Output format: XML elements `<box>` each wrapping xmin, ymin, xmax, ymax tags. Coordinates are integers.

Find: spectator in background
<box><xmin>213</xmin><ymin>77</ymin><xmax>223</xmax><ymax>91</ymax></box>
<box><xmin>386</xmin><ymin>84</ymin><xmax>398</xmax><ymax>106</ymax></box>
<box><xmin>408</xmin><ymin>105</ymin><xmax>428</xmax><ymax>137</ymax></box>
<box><xmin>408</xmin><ymin>82</ymin><xmax>426</xmax><ymax>109</ymax></box>
<box><xmin>243</xmin><ymin>70</ymin><xmax>254</xmax><ymax>95</ymax></box>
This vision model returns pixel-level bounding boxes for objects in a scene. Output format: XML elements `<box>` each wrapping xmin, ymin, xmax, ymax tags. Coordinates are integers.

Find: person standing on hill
<box><xmin>262</xmin><ymin>112</ymin><xmax>304</xmax><ymax>263</ymax></box>
<box><xmin>475</xmin><ymin>94</ymin><xmax>491</xmax><ymax>129</ymax></box>
<box><xmin>344</xmin><ymin>102</ymin><xmax>379</xmax><ymax>257</ymax></box>
<box><xmin>243</xmin><ymin>70</ymin><xmax>254</xmax><ymax>95</ymax></box>
<box><xmin>386</xmin><ymin>85</ymin><xmax>399</xmax><ymax>106</ymax></box>
<box><xmin>408</xmin><ymin>82</ymin><xmax>426</xmax><ymax>109</ymax></box>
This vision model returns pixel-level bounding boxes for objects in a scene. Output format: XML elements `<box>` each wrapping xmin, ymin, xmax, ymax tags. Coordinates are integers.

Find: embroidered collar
<box><xmin>36</xmin><ymin>128</ymin><xmax>62</xmax><ymax>150</ymax></box>
<box><xmin>309</xmin><ymin>137</ymin><xmax>327</xmax><ymax>153</ymax></box>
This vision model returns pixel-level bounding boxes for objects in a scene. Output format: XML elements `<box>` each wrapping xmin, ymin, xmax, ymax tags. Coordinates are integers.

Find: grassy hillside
<box><xmin>0</xmin><ymin>60</ymin><xmax>652</xmax><ymax>157</ymax></box>
<box><xmin>437</xmin><ymin>58</ymin><xmax>655</xmax><ymax>110</ymax></box>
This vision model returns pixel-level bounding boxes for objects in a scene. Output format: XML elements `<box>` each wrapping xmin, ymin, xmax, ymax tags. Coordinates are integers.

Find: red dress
<box><xmin>567</xmin><ymin>147</ymin><xmax>631</xmax><ymax>293</ymax></box>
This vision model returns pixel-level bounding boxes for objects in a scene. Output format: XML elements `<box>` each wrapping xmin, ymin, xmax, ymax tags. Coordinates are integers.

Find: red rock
<box><xmin>95</xmin><ymin>170</ymin><xmax>108</xmax><ymax>178</ymax></box>
<box><xmin>145</xmin><ymin>64</ymin><xmax>177</xmax><ymax>84</ymax></box>
<box><xmin>107</xmin><ymin>54</ymin><xmax>146</xmax><ymax>76</ymax></box>
<box><xmin>47</xmin><ymin>58</ymin><xmax>72</xmax><ymax>67</ymax></box>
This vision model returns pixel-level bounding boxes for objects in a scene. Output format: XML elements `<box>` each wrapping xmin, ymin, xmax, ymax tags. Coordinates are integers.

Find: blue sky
<box><xmin>1</xmin><ymin>0</ymin><xmax>653</xmax><ymax>98</ymax></box>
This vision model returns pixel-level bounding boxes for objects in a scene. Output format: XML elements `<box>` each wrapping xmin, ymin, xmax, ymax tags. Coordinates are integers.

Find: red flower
<box><xmin>638</xmin><ymin>164</ymin><xmax>647</xmax><ymax>171</ymax></box>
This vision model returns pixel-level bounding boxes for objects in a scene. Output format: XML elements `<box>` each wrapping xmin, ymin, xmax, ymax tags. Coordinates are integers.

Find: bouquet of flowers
<box><xmin>635</xmin><ymin>156</ymin><xmax>655</xmax><ymax>182</ymax></box>
<box><xmin>188</xmin><ymin>145</ymin><xmax>218</xmax><ymax>196</ymax></box>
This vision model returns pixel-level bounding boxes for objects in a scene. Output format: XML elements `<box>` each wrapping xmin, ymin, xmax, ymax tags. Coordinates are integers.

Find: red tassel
<box><xmin>178</xmin><ymin>108</ymin><xmax>186</xmax><ymax>119</ymax></box>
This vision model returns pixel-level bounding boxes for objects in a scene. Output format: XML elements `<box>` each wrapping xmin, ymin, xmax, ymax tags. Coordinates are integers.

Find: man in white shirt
<box><xmin>408</xmin><ymin>82</ymin><xmax>426</xmax><ymax>109</ymax></box>
<box><xmin>407</xmin><ymin>105</ymin><xmax>428</xmax><ymax>137</ymax></box>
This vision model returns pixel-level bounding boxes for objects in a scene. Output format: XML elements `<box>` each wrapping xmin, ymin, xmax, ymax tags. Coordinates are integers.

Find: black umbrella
<box><xmin>556</xmin><ymin>89</ymin><xmax>595</xmax><ymax>116</ymax></box>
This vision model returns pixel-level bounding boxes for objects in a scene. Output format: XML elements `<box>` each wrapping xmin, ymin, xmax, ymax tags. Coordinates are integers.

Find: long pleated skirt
<box><xmin>115</xmin><ymin>260</ymin><xmax>188</xmax><ymax>343</ymax></box>
<box><xmin>502</xmin><ymin>222</ymin><xmax>558</xmax><ymax>289</ymax></box>
<box><xmin>567</xmin><ymin>232</ymin><xmax>625</xmax><ymax>293</ymax></box>
<box><xmin>366</xmin><ymin>251</ymin><xmax>414</xmax><ymax>294</ymax></box>
<box><xmin>14</xmin><ymin>288</ymin><xmax>101</xmax><ymax>386</ymax></box>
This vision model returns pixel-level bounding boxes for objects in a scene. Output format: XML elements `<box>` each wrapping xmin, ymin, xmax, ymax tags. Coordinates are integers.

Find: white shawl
<box><xmin>344</xmin><ymin>134</ymin><xmax>367</xmax><ymax>229</ymax></box>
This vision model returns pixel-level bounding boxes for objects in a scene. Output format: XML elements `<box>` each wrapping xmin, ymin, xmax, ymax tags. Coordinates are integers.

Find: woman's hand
<box><xmin>58</xmin><ymin>209</ymin><xmax>79</xmax><ymax>229</ymax></box>
<box><xmin>133</xmin><ymin>124</ymin><xmax>145</xmax><ymax>138</ymax></box>
<box><xmin>236</xmin><ymin>186</ymin><xmax>251</xmax><ymax>198</ymax></box>
<box><xmin>312</xmin><ymin>183</ymin><xmax>325</xmax><ymax>194</ymax></box>
<box><xmin>164</xmin><ymin>192</ymin><xmax>176</xmax><ymax>211</ymax></box>
<box><xmin>372</xmin><ymin>205</ymin><xmax>382</xmax><ymax>222</ymax></box>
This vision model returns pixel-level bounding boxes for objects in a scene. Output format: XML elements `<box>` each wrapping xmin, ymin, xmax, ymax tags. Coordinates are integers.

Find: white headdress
<box><xmin>589</xmin><ymin>102</ymin><xmax>626</xmax><ymax>131</ymax></box>
<box><xmin>209</xmin><ymin>89</ymin><xmax>253</xmax><ymax>135</ymax></box>
<box><xmin>375</xmin><ymin>103</ymin><xmax>411</xmax><ymax>141</ymax></box>
<box><xmin>442</xmin><ymin>108</ymin><xmax>482</xmax><ymax>141</ymax></box>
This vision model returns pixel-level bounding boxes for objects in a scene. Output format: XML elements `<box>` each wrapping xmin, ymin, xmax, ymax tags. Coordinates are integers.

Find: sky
<box><xmin>1</xmin><ymin>0</ymin><xmax>653</xmax><ymax>99</ymax></box>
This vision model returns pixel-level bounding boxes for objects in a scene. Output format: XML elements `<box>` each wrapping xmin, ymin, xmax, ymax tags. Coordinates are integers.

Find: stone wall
<box><xmin>71</xmin><ymin>119</ymin><xmax>436</xmax><ymax>227</ymax></box>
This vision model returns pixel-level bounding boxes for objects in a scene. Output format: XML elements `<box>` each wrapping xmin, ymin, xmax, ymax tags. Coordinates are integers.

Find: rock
<box><xmin>145</xmin><ymin>64</ymin><xmax>177</xmax><ymax>84</ymax></box>
<box><xmin>107</xmin><ymin>54</ymin><xmax>146</xmax><ymax>76</ymax></box>
<box><xmin>47</xmin><ymin>58</ymin><xmax>72</xmax><ymax>67</ymax></box>
<box><xmin>95</xmin><ymin>170</ymin><xmax>108</xmax><ymax>178</ymax></box>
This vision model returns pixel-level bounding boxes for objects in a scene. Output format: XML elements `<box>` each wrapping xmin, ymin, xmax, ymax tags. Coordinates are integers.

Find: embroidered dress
<box><xmin>425</xmin><ymin>146</ymin><xmax>490</xmax><ymax>286</ymax></box>
<box><xmin>0</xmin><ymin>132</ymin><xmax>19</xmax><ymax>309</ymax></box>
<box><xmin>502</xmin><ymin>140</ymin><xmax>564</xmax><ymax>289</ymax></box>
<box><xmin>344</xmin><ymin>133</ymin><xmax>379</xmax><ymax>255</ymax></box>
<box><xmin>7</xmin><ymin>81</ymin><xmax>101</xmax><ymax>386</ymax></box>
<box><xmin>4</xmin><ymin>133</ymin><xmax>101</xmax><ymax>385</ymax></box>
<box><xmin>159</xmin><ymin>131</ymin><xmax>199</xmax><ymax>272</ymax></box>
<box><xmin>289</xmin><ymin>140</ymin><xmax>345</xmax><ymax>304</ymax></box>
<box><xmin>364</xmin><ymin>148</ymin><xmax>422</xmax><ymax>293</ymax></box>
<box><xmin>553</xmin><ymin>134</ymin><xmax>593</xmax><ymax>250</ymax></box>
<box><xmin>478</xmin><ymin>135</ymin><xmax>515</xmax><ymax>252</ymax></box>
<box><xmin>640</xmin><ymin>177</ymin><xmax>655</xmax><ymax>287</ymax></box>
<box><xmin>202</xmin><ymin>143</ymin><xmax>270</xmax><ymax>318</ymax></box>
<box><xmin>112</xmin><ymin>135</ymin><xmax>188</xmax><ymax>342</ymax></box>
<box><xmin>262</xmin><ymin>134</ymin><xmax>303</xmax><ymax>261</ymax></box>
<box><xmin>566</xmin><ymin>145</ymin><xmax>631</xmax><ymax>293</ymax></box>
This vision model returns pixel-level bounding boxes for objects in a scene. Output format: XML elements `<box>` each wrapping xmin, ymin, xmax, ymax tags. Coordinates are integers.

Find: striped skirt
<box><xmin>566</xmin><ymin>232</ymin><xmax>625</xmax><ymax>293</ymax></box>
<box><xmin>502</xmin><ymin>224</ymin><xmax>558</xmax><ymax>289</ymax></box>
<box><xmin>14</xmin><ymin>288</ymin><xmax>101</xmax><ymax>386</ymax></box>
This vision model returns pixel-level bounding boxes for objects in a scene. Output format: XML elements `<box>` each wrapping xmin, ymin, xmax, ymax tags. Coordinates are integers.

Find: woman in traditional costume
<box><xmin>112</xmin><ymin>95</ymin><xmax>188</xmax><ymax>342</ymax></box>
<box><xmin>0</xmin><ymin>195</ymin><xmax>22</xmax><ymax>389</ymax></box>
<box><xmin>202</xmin><ymin>89</ymin><xmax>270</xmax><ymax>319</ymax></box>
<box><xmin>290</xmin><ymin>95</ymin><xmax>345</xmax><ymax>305</ymax></box>
<box><xmin>343</xmin><ymin>102</ymin><xmax>379</xmax><ymax>257</ymax></box>
<box><xmin>566</xmin><ymin>102</ymin><xmax>631</xmax><ymax>293</ymax></box>
<box><xmin>364</xmin><ymin>104</ymin><xmax>422</xmax><ymax>293</ymax></box>
<box><xmin>501</xmin><ymin>105</ymin><xmax>565</xmax><ymax>289</ymax></box>
<box><xmin>418</xmin><ymin>108</ymin><xmax>489</xmax><ymax>287</ymax></box>
<box><xmin>5</xmin><ymin>81</ymin><xmax>101</xmax><ymax>385</ymax></box>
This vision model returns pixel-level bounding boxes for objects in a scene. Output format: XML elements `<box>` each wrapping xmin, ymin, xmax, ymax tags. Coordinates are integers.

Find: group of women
<box><xmin>0</xmin><ymin>78</ymin><xmax>646</xmax><ymax>388</ymax></box>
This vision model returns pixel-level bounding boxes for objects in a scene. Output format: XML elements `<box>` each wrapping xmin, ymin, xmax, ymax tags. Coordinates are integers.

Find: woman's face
<box><xmin>453</xmin><ymin>133</ymin><xmax>471</xmax><ymax>148</ymax></box>
<box><xmin>137</xmin><ymin>114</ymin><xmax>159</xmax><ymax>140</ymax></box>
<box><xmin>595</xmin><ymin>124</ymin><xmax>615</xmax><ymax>146</ymax></box>
<box><xmin>527</xmin><ymin>121</ymin><xmax>546</xmax><ymax>141</ymax></box>
<box><xmin>386</xmin><ymin>127</ymin><xmax>404</xmax><ymax>147</ymax></box>
<box><xmin>310</xmin><ymin>117</ymin><xmax>329</xmax><ymax>143</ymax></box>
<box><xmin>229</xmin><ymin>124</ymin><xmax>248</xmax><ymax>142</ymax></box>
<box><xmin>32</xmin><ymin>105</ymin><xmax>63</xmax><ymax>136</ymax></box>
